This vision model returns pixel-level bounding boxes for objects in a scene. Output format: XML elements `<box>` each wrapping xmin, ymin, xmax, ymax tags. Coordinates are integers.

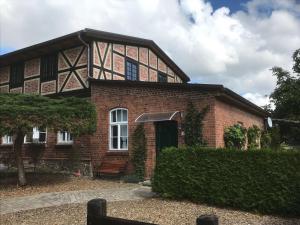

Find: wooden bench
<box><xmin>95</xmin><ymin>160</ymin><xmax>128</xmax><ymax>177</ymax></box>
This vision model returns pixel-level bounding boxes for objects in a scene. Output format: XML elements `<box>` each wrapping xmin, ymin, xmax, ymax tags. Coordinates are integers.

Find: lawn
<box><xmin>2</xmin><ymin>199</ymin><xmax>300</xmax><ymax>225</ymax></box>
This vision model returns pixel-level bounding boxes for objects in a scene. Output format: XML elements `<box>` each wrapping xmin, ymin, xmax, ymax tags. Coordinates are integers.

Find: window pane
<box><xmin>122</xmin><ymin>110</ymin><xmax>128</xmax><ymax>122</ymax></box>
<box><xmin>112</xmin><ymin>137</ymin><xmax>118</xmax><ymax>149</ymax></box>
<box><xmin>120</xmin><ymin>125</ymin><xmax>127</xmax><ymax>136</ymax></box>
<box><xmin>112</xmin><ymin>111</ymin><xmax>116</xmax><ymax>122</ymax></box>
<box><xmin>117</xmin><ymin>110</ymin><xmax>122</xmax><ymax>122</ymax></box>
<box><xmin>39</xmin><ymin>133</ymin><xmax>46</xmax><ymax>142</ymax></box>
<box><xmin>111</xmin><ymin>125</ymin><xmax>118</xmax><ymax>137</ymax></box>
<box><xmin>120</xmin><ymin>137</ymin><xmax>128</xmax><ymax>149</ymax></box>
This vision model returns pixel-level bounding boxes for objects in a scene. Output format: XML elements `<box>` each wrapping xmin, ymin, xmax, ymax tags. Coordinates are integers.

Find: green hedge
<box><xmin>152</xmin><ymin>147</ymin><xmax>300</xmax><ymax>216</ymax></box>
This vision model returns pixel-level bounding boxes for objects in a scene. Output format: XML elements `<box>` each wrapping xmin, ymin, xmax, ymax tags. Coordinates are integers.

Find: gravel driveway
<box><xmin>2</xmin><ymin>199</ymin><xmax>299</xmax><ymax>225</ymax></box>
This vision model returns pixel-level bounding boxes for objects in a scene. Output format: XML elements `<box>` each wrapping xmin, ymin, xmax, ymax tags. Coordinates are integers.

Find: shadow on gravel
<box><xmin>0</xmin><ymin>172</ymin><xmax>71</xmax><ymax>187</ymax></box>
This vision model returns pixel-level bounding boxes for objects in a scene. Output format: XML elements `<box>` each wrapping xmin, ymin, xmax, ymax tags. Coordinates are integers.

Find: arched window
<box><xmin>109</xmin><ymin>108</ymin><xmax>128</xmax><ymax>150</ymax></box>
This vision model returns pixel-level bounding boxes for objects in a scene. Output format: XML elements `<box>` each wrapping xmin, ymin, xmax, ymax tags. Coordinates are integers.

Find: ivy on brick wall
<box><xmin>131</xmin><ymin>124</ymin><xmax>147</xmax><ymax>181</ymax></box>
<box><xmin>184</xmin><ymin>102</ymin><xmax>208</xmax><ymax>146</ymax></box>
<box><xmin>224</xmin><ymin>124</ymin><xmax>247</xmax><ymax>150</ymax></box>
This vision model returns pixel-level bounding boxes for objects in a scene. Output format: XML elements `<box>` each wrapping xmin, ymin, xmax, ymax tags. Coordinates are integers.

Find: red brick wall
<box><xmin>0</xmin><ymin>130</ymin><xmax>91</xmax><ymax>162</ymax></box>
<box><xmin>214</xmin><ymin>99</ymin><xmax>264</xmax><ymax>147</ymax></box>
<box><xmin>90</xmin><ymin>83</ymin><xmax>216</xmax><ymax>178</ymax></box>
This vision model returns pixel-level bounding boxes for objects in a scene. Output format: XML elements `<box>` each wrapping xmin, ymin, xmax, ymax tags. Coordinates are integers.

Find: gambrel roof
<box><xmin>0</xmin><ymin>28</ymin><xmax>190</xmax><ymax>82</ymax></box>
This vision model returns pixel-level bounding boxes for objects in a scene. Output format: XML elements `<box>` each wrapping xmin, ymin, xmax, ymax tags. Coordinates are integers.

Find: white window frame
<box><xmin>109</xmin><ymin>108</ymin><xmax>128</xmax><ymax>151</ymax></box>
<box><xmin>24</xmin><ymin>127</ymin><xmax>47</xmax><ymax>144</ymax></box>
<box><xmin>57</xmin><ymin>131</ymin><xmax>73</xmax><ymax>144</ymax></box>
<box><xmin>2</xmin><ymin>135</ymin><xmax>13</xmax><ymax>145</ymax></box>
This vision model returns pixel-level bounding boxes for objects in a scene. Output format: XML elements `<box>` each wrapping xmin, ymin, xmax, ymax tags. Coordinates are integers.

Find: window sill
<box><xmin>0</xmin><ymin>144</ymin><xmax>13</xmax><ymax>148</ymax></box>
<box><xmin>55</xmin><ymin>143</ymin><xmax>73</xmax><ymax>149</ymax></box>
<box><xmin>107</xmin><ymin>150</ymin><xmax>129</xmax><ymax>156</ymax></box>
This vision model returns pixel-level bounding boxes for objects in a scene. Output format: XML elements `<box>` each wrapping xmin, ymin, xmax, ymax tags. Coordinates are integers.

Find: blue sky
<box><xmin>0</xmin><ymin>0</ymin><xmax>300</xmax><ymax>106</ymax></box>
<box><xmin>208</xmin><ymin>0</ymin><xmax>250</xmax><ymax>13</ymax></box>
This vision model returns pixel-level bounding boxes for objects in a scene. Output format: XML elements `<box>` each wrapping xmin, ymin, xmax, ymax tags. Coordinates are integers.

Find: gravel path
<box><xmin>1</xmin><ymin>199</ymin><xmax>299</xmax><ymax>225</ymax></box>
<box><xmin>0</xmin><ymin>173</ymin><xmax>138</xmax><ymax>199</ymax></box>
<box><xmin>0</xmin><ymin>186</ymin><xmax>154</xmax><ymax>214</ymax></box>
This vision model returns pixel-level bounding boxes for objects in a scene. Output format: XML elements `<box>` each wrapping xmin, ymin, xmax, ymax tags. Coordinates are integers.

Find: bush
<box><xmin>224</xmin><ymin>124</ymin><xmax>247</xmax><ymax>150</ymax></box>
<box><xmin>152</xmin><ymin>147</ymin><xmax>300</xmax><ymax>216</ymax></box>
<box><xmin>184</xmin><ymin>102</ymin><xmax>208</xmax><ymax>146</ymax></box>
<box><xmin>131</xmin><ymin>124</ymin><xmax>147</xmax><ymax>181</ymax></box>
<box><xmin>247</xmin><ymin>125</ymin><xmax>261</xmax><ymax>149</ymax></box>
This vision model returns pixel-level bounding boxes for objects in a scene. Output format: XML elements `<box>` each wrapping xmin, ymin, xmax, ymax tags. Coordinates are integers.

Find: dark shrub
<box><xmin>152</xmin><ymin>147</ymin><xmax>300</xmax><ymax>216</ymax></box>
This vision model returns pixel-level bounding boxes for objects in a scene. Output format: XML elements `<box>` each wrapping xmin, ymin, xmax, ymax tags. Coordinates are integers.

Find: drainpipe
<box><xmin>78</xmin><ymin>32</ymin><xmax>92</xmax><ymax>79</ymax></box>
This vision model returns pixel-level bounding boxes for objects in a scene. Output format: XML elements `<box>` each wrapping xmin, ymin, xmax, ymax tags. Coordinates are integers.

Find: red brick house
<box><xmin>0</xmin><ymin>29</ymin><xmax>266</xmax><ymax>177</ymax></box>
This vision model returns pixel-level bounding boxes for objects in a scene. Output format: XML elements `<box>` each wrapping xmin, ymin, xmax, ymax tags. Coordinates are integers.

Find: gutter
<box><xmin>78</xmin><ymin>31</ymin><xmax>92</xmax><ymax>79</ymax></box>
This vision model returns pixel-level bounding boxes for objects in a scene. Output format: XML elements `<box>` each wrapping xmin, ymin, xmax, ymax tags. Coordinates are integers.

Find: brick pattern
<box><xmin>90</xmin><ymin>83</ymin><xmax>216</xmax><ymax>178</ymax></box>
<box><xmin>0</xmin><ymin>45</ymin><xmax>88</xmax><ymax>96</ymax></box>
<box><xmin>24</xmin><ymin>58</ymin><xmax>40</xmax><ymax>78</ymax></box>
<box><xmin>41</xmin><ymin>80</ymin><xmax>56</xmax><ymax>95</ymax></box>
<box><xmin>10</xmin><ymin>87</ymin><xmax>23</xmax><ymax>93</ymax></box>
<box><xmin>214</xmin><ymin>99</ymin><xmax>264</xmax><ymax>147</ymax></box>
<box><xmin>24</xmin><ymin>78</ymin><xmax>40</xmax><ymax>94</ymax></box>
<box><xmin>0</xmin><ymin>85</ymin><xmax>9</xmax><ymax>93</ymax></box>
<box><xmin>0</xmin><ymin>131</ymin><xmax>91</xmax><ymax>164</ymax></box>
<box><xmin>92</xmin><ymin>41</ymin><xmax>182</xmax><ymax>83</ymax></box>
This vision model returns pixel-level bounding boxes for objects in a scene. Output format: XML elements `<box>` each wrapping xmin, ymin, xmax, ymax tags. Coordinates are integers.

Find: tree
<box><xmin>270</xmin><ymin>49</ymin><xmax>300</xmax><ymax>145</ymax></box>
<box><xmin>0</xmin><ymin>93</ymin><xmax>97</xmax><ymax>186</ymax></box>
<box><xmin>184</xmin><ymin>102</ymin><xmax>208</xmax><ymax>146</ymax></box>
<box><xmin>131</xmin><ymin>124</ymin><xmax>147</xmax><ymax>180</ymax></box>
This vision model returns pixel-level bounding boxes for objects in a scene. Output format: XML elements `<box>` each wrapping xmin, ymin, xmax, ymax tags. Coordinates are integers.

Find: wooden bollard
<box><xmin>196</xmin><ymin>214</ymin><xmax>218</xmax><ymax>225</ymax></box>
<box><xmin>87</xmin><ymin>198</ymin><xmax>107</xmax><ymax>225</ymax></box>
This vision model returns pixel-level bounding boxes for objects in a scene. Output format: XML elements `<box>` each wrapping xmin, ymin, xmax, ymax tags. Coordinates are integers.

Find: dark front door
<box><xmin>155</xmin><ymin>120</ymin><xmax>178</xmax><ymax>155</ymax></box>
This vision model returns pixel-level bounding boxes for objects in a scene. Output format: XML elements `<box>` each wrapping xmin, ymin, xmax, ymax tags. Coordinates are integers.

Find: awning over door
<box><xmin>135</xmin><ymin>111</ymin><xmax>180</xmax><ymax>123</ymax></box>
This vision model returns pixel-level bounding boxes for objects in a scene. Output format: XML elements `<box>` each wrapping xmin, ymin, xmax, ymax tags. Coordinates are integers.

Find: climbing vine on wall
<box><xmin>224</xmin><ymin>124</ymin><xmax>247</xmax><ymax>150</ymax></box>
<box><xmin>184</xmin><ymin>102</ymin><xmax>208</xmax><ymax>146</ymax></box>
<box><xmin>131</xmin><ymin>124</ymin><xmax>147</xmax><ymax>180</ymax></box>
<box><xmin>247</xmin><ymin>125</ymin><xmax>261</xmax><ymax>149</ymax></box>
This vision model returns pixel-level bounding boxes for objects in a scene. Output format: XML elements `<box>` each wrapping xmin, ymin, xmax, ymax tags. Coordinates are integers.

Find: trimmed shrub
<box><xmin>152</xmin><ymin>147</ymin><xmax>300</xmax><ymax>216</ymax></box>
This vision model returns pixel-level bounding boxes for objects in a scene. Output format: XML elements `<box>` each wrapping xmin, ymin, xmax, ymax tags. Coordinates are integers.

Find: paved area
<box><xmin>0</xmin><ymin>186</ymin><xmax>154</xmax><ymax>215</ymax></box>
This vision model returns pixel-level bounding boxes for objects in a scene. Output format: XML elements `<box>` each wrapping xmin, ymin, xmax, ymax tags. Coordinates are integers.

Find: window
<box><xmin>24</xmin><ymin>127</ymin><xmax>47</xmax><ymax>143</ymax></box>
<box><xmin>158</xmin><ymin>73</ymin><xmax>167</xmax><ymax>83</ymax></box>
<box><xmin>110</xmin><ymin>108</ymin><xmax>128</xmax><ymax>150</ymax></box>
<box><xmin>57</xmin><ymin>131</ymin><xmax>73</xmax><ymax>144</ymax></box>
<box><xmin>40</xmin><ymin>53</ymin><xmax>58</xmax><ymax>81</ymax></box>
<box><xmin>2</xmin><ymin>135</ymin><xmax>13</xmax><ymax>145</ymax></box>
<box><xmin>10</xmin><ymin>62</ymin><xmax>24</xmax><ymax>88</ymax></box>
<box><xmin>126</xmin><ymin>60</ymin><xmax>138</xmax><ymax>81</ymax></box>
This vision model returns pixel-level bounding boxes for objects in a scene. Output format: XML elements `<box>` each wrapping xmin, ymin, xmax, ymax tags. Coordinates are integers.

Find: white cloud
<box><xmin>0</xmin><ymin>0</ymin><xmax>299</xmax><ymax>106</ymax></box>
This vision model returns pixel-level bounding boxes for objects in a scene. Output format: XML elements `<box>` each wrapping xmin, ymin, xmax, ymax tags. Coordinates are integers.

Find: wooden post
<box><xmin>87</xmin><ymin>198</ymin><xmax>107</xmax><ymax>225</ymax></box>
<box><xmin>196</xmin><ymin>215</ymin><xmax>218</xmax><ymax>225</ymax></box>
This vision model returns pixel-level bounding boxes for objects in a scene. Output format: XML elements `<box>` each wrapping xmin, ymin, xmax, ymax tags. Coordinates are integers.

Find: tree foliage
<box><xmin>0</xmin><ymin>93</ymin><xmax>97</xmax><ymax>137</ymax></box>
<box><xmin>0</xmin><ymin>93</ymin><xmax>97</xmax><ymax>185</ymax></box>
<box><xmin>270</xmin><ymin>49</ymin><xmax>300</xmax><ymax>145</ymax></box>
<box><xmin>131</xmin><ymin>123</ymin><xmax>147</xmax><ymax>180</ymax></box>
<box><xmin>184</xmin><ymin>102</ymin><xmax>208</xmax><ymax>146</ymax></box>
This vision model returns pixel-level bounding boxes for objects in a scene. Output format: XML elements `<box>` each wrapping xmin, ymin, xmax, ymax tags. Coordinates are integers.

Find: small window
<box><xmin>57</xmin><ymin>131</ymin><xmax>73</xmax><ymax>144</ymax></box>
<box><xmin>126</xmin><ymin>60</ymin><xmax>138</xmax><ymax>81</ymax></box>
<box><xmin>24</xmin><ymin>127</ymin><xmax>47</xmax><ymax>143</ymax></box>
<box><xmin>40</xmin><ymin>53</ymin><xmax>58</xmax><ymax>81</ymax></box>
<box><xmin>109</xmin><ymin>108</ymin><xmax>128</xmax><ymax>150</ymax></box>
<box><xmin>10</xmin><ymin>62</ymin><xmax>24</xmax><ymax>88</ymax></box>
<box><xmin>158</xmin><ymin>73</ymin><xmax>167</xmax><ymax>83</ymax></box>
<box><xmin>2</xmin><ymin>135</ymin><xmax>13</xmax><ymax>145</ymax></box>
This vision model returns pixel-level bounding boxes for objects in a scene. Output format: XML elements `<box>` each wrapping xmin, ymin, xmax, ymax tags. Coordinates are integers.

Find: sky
<box><xmin>0</xmin><ymin>0</ymin><xmax>300</xmax><ymax>107</ymax></box>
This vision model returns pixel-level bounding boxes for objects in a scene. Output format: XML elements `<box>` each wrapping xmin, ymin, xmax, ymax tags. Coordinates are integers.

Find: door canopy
<box><xmin>135</xmin><ymin>111</ymin><xmax>180</xmax><ymax>123</ymax></box>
